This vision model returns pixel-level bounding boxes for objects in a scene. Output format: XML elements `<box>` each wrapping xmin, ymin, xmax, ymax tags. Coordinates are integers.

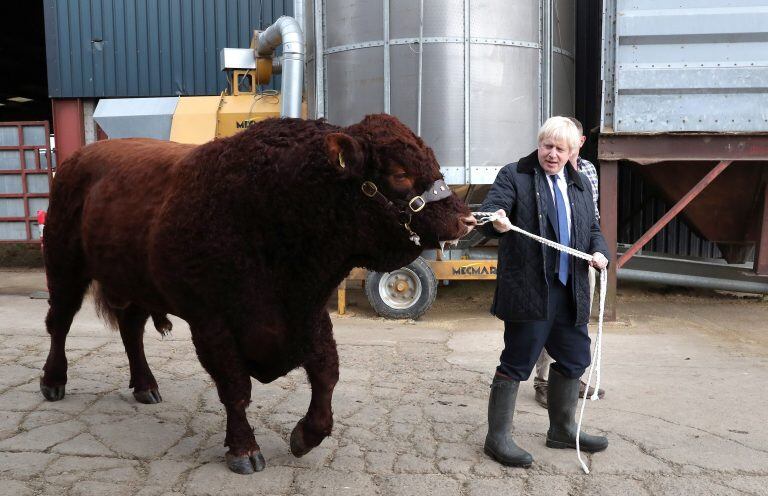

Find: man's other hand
<box><xmin>590</xmin><ymin>252</ymin><xmax>608</xmax><ymax>270</ymax></box>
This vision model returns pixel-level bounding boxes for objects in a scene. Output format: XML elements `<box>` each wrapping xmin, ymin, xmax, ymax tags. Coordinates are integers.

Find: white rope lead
<box><xmin>474</xmin><ymin>212</ymin><xmax>605</xmax><ymax>474</ymax></box>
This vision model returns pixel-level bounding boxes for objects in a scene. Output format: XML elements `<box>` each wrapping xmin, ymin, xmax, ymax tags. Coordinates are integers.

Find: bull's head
<box><xmin>324</xmin><ymin>114</ymin><xmax>475</xmax><ymax>270</ymax></box>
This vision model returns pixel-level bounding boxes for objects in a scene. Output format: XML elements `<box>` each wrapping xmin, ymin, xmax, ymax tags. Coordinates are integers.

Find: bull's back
<box><xmin>49</xmin><ymin>139</ymin><xmax>195</xmax><ymax>308</ymax></box>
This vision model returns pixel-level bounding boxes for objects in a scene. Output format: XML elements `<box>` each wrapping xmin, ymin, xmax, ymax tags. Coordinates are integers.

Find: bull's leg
<box><xmin>40</xmin><ymin>275</ymin><xmax>90</xmax><ymax>401</ymax></box>
<box><xmin>191</xmin><ymin>322</ymin><xmax>265</xmax><ymax>475</ymax></box>
<box><xmin>291</xmin><ymin>312</ymin><xmax>340</xmax><ymax>457</ymax></box>
<box><xmin>115</xmin><ymin>305</ymin><xmax>162</xmax><ymax>404</ymax></box>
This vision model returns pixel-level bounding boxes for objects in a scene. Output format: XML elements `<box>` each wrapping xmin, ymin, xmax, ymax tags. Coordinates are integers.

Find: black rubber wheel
<box><xmin>364</xmin><ymin>257</ymin><xmax>437</xmax><ymax>320</ymax></box>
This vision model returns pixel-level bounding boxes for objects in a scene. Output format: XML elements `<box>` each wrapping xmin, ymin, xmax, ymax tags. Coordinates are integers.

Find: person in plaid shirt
<box><xmin>533</xmin><ymin>117</ymin><xmax>605</xmax><ymax>408</ymax></box>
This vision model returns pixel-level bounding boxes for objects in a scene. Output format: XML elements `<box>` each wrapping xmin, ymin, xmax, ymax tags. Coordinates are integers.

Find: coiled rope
<box><xmin>474</xmin><ymin>211</ymin><xmax>606</xmax><ymax>474</ymax></box>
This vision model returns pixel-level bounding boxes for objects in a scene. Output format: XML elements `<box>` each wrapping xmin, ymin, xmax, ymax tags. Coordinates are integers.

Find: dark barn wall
<box><xmin>0</xmin><ymin>2</ymin><xmax>50</xmax><ymax>122</ymax></box>
<box><xmin>617</xmin><ymin>165</ymin><xmax>722</xmax><ymax>259</ymax></box>
<box><xmin>43</xmin><ymin>0</ymin><xmax>293</xmax><ymax>98</ymax></box>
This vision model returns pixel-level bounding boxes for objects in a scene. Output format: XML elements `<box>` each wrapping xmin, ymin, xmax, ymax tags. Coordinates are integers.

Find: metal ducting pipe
<box><xmin>618</xmin><ymin>269</ymin><xmax>768</xmax><ymax>294</ymax></box>
<box><xmin>255</xmin><ymin>16</ymin><xmax>305</xmax><ymax>118</ymax></box>
<box><xmin>616</xmin><ymin>254</ymin><xmax>768</xmax><ymax>294</ymax></box>
<box><xmin>293</xmin><ymin>0</ymin><xmax>306</xmax><ymax>39</ymax></box>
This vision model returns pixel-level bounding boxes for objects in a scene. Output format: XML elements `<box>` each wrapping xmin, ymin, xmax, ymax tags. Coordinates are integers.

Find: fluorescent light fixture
<box><xmin>7</xmin><ymin>96</ymin><xmax>33</xmax><ymax>103</ymax></box>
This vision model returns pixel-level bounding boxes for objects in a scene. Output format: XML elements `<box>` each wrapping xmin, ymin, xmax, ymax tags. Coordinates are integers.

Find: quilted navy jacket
<box><xmin>480</xmin><ymin>150</ymin><xmax>609</xmax><ymax>325</ymax></box>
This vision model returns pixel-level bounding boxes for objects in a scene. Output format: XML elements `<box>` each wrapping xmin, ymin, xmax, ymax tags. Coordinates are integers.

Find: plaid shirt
<box><xmin>577</xmin><ymin>157</ymin><xmax>600</xmax><ymax>221</ymax></box>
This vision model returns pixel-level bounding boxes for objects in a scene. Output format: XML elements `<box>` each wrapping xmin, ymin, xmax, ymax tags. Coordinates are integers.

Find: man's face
<box><xmin>537</xmin><ymin>138</ymin><xmax>571</xmax><ymax>175</ymax></box>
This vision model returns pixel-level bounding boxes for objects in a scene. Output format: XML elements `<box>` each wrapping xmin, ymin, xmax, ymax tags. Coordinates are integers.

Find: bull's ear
<box><xmin>325</xmin><ymin>133</ymin><xmax>364</xmax><ymax>177</ymax></box>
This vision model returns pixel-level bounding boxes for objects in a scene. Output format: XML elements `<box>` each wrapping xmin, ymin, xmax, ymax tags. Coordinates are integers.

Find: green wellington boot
<box><xmin>483</xmin><ymin>374</ymin><xmax>533</xmax><ymax>467</ymax></box>
<box><xmin>546</xmin><ymin>367</ymin><xmax>608</xmax><ymax>452</ymax></box>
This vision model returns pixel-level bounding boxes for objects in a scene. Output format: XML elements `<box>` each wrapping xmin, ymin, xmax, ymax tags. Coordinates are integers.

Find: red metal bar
<box><xmin>756</xmin><ymin>183</ymin><xmax>768</xmax><ymax>276</ymax></box>
<box><xmin>0</xmin><ymin>193</ymin><xmax>50</xmax><ymax>198</ymax></box>
<box><xmin>617</xmin><ymin>160</ymin><xmax>733</xmax><ymax>269</ymax></box>
<box><xmin>0</xmin><ymin>171</ymin><xmax>49</xmax><ymax>175</ymax></box>
<box><xmin>599</xmin><ymin>133</ymin><xmax>768</xmax><ymax>163</ymax></box>
<box><xmin>0</xmin><ymin>121</ymin><xmax>49</xmax><ymax>126</ymax></box>
<box><xmin>52</xmin><ymin>98</ymin><xmax>85</xmax><ymax>164</ymax></box>
<box><xmin>19</xmin><ymin>125</ymin><xmax>31</xmax><ymax>240</ymax></box>
<box><xmin>599</xmin><ymin>160</ymin><xmax>618</xmax><ymax>321</ymax></box>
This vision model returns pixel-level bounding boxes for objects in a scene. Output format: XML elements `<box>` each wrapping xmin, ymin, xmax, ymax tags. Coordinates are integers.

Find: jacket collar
<box><xmin>517</xmin><ymin>149</ymin><xmax>584</xmax><ymax>191</ymax></box>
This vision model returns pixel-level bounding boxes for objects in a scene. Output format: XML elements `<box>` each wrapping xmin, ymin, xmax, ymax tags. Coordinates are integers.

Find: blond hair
<box><xmin>537</xmin><ymin>116</ymin><xmax>580</xmax><ymax>151</ymax></box>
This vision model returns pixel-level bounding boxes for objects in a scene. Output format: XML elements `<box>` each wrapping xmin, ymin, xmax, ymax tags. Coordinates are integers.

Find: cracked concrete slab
<box><xmin>1</xmin><ymin>272</ymin><xmax>767</xmax><ymax>494</ymax></box>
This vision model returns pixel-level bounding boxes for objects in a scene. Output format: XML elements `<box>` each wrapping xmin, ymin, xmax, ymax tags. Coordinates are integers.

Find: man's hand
<box><xmin>491</xmin><ymin>209</ymin><xmax>512</xmax><ymax>233</ymax></box>
<box><xmin>590</xmin><ymin>252</ymin><xmax>608</xmax><ymax>270</ymax></box>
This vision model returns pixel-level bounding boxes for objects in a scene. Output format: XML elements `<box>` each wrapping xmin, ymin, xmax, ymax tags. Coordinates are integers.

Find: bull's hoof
<box><xmin>225</xmin><ymin>451</ymin><xmax>266</xmax><ymax>474</ymax></box>
<box><xmin>133</xmin><ymin>388</ymin><xmax>163</xmax><ymax>404</ymax></box>
<box><xmin>40</xmin><ymin>379</ymin><xmax>65</xmax><ymax>401</ymax></box>
<box><xmin>290</xmin><ymin>418</ymin><xmax>312</xmax><ymax>458</ymax></box>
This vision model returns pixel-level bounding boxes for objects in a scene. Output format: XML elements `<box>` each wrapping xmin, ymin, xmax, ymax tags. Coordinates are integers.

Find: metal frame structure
<box><xmin>616</xmin><ymin>160</ymin><xmax>732</xmax><ymax>268</ymax></box>
<box><xmin>597</xmin><ymin>0</ymin><xmax>768</xmax><ymax>318</ymax></box>
<box><xmin>598</xmin><ymin>133</ymin><xmax>768</xmax><ymax>319</ymax></box>
<box><xmin>0</xmin><ymin>121</ymin><xmax>54</xmax><ymax>243</ymax></box>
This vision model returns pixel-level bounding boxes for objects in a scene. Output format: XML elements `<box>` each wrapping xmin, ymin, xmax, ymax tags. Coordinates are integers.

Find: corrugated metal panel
<box><xmin>602</xmin><ymin>0</ymin><xmax>768</xmax><ymax>133</ymax></box>
<box><xmin>44</xmin><ymin>0</ymin><xmax>293</xmax><ymax>98</ymax></box>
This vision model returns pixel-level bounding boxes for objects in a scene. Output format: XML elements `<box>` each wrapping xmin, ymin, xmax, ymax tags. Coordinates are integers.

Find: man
<box><xmin>533</xmin><ymin>117</ymin><xmax>605</xmax><ymax>409</ymax></box>
<box><xmin>480</xmin><ymin>116</ymin><xmax>609</xmax><ymax>468</ymax></box>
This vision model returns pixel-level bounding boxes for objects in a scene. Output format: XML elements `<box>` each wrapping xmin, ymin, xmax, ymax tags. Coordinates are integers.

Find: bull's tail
<box><xmin>92</xmin><ymin>282</ymin><xmax>173</xmax><ymax>336</ymax></box>
<box><xmin>92</xmin><ymin>282</ymin><xmax>121</xmax><ymax>330</ymax></box>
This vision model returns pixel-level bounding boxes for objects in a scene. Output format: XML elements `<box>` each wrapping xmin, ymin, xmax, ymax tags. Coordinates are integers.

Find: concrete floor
<box><xmin>1</xmin><ymin>269</ymin><xmax>767</xmax><ymax>495</ymax></box>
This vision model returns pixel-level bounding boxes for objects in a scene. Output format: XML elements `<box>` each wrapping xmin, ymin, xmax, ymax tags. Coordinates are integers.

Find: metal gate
<box><xmin>0</xmin><ymin>122</ymin><xmax>54</xmax><ymax>242</ymax></box>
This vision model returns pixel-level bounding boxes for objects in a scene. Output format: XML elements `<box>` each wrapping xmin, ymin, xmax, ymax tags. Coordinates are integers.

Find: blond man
<box><xmin>533</xmin><ymin>116</ymin><xmax>605</xmax><ymax>408</ymax></box>
<box><xmin>480</xmin><ymin>116</ymin><xmax>609</xmax><ymax>467</ymax></box>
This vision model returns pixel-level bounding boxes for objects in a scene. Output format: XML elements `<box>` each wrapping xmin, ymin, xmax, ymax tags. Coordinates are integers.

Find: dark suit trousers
<box><xmin>497</xmin><ymin>280</ymin><xmax>591</xmax><ymax>381</ymax></box>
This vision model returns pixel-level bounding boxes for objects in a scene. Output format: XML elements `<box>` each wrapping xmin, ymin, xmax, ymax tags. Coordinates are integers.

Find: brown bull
<box><xmin>40</xmin><ymin>114</ymin><xmax>475</xmax><ymax>474</ymax></box>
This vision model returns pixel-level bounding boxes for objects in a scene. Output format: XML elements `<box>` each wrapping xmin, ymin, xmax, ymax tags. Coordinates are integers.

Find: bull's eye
<box><xmin>392</xmin><ymin>172</ymin><xmax>408</xmax><ymax>182</ymax></box>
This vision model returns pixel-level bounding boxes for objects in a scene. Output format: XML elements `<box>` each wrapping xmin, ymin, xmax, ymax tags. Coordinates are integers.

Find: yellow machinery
<box><xmin>169</xmin><ymin>91</ymin><xmax>301</xmax><ymax>145</ymax></box>
<box><xmin>170</xmin><ymin>59</ymin><xmax>305</xmax><ymax>144</ymax></box>
<box><xmin>169</xmin><ymin>21</ymin><xmax>307</xmax><ymax>144</ymax></box>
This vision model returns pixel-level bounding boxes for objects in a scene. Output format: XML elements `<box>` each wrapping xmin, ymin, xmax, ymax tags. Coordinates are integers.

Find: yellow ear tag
<box><xmin>338</xmin><ymin>152</ymin><xmax>346</xmax><ymax>169</ymax></box>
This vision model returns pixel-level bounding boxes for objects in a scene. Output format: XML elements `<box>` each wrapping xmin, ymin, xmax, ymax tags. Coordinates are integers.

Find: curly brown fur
<box><xmin>40</xmin><ymin>114</ymin><xmax>472</xmax><ymax>473</ymax></box>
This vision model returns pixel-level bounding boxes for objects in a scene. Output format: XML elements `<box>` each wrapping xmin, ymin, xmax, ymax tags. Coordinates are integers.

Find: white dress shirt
<box><xmin>546</xmin><ymin>169</ymin><xmax>571</xmax><ymax>236</ymax></box>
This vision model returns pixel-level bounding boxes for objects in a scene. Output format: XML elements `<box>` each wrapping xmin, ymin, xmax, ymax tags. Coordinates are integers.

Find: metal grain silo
<box><xmin>304</xmin><ymin>0</ymin><xmax>575</xmax><ymax>185</ymax></box>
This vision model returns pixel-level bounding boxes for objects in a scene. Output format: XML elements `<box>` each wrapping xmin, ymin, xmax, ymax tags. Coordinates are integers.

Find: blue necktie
<box><xmin>551</xmin><ymin>174</ymin><xmax>570</xmax><ymax>285</ymax></box>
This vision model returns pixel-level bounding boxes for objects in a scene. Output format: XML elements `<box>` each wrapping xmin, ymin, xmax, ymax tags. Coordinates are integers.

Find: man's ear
<box><xmin>325</xmin><ymin>133</ymin><xmax>364</xmax><ymax>177</ymax></box>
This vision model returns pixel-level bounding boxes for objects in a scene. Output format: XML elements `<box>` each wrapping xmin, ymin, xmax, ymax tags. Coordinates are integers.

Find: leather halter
<box><xmin>338</xmin><ymin>152</ymin><xmax>453</xmax><ymax>242</ymax></box>
<box><xmin>360</xmin><ymin>177</ymin><xmax>452</xmax><ymax>239</ymax></box>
